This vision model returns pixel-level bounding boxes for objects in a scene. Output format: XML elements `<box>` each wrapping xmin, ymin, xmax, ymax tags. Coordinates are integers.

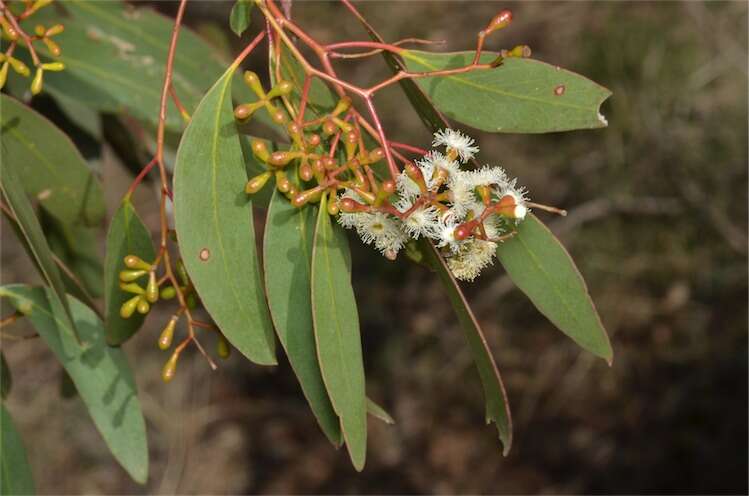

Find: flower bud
<box><xmin>176</xmin><ymin>260</ymin><xmax>189</xmax><ymax>286</ymax></box>
<box><xmin>454</xmin><ymin>220</ymin><xmax>478</xmax><ymax>241</ymax></box>
<box><xmin>120</xmin><ymin>295</ymin><xmax>141</xmax><ymax>318</ymax></box>
<box><xmin>486</xmin><ymin>10</ymin><xmax>512</xmax><ymax>33</ymax></box>
<box><xmin>405</xmin><ymin>162</ymin><xmax>427</xmax><ymax>193</ymax></box>
<box><xmin>136</xmin><ymin>297</ymin><xmax>150</xmax><ymax>315</ymax></box>
<box><xmin>327</xmin><ymin>194</ymin><xmax>340</xmax><ymax>216</ymax></box>
<box><xmin>275</xmin><ymin>170</ymin><xmax>291</xmax><ymax>193</ymax></box>
<box><xmin>119</xmin><ymin>282</ymin><xmax>145</xmax><ymax>294</ymax></box>
<box><xmin>266</xmin><ymin>80</ymin><xmax>293</xmax><ymax>98</ymax></box>
<box><xmin>8</xmin><ymin>57</ymin><xmax>29</xmax><ymax>77</ymax></box>
<box><xmin>270</xmin><ymin>107</ymin><xmax>287</xmax><ymax>125</ymax></box>
<box><xmin>124</xmin><ymin>255</ymin><xmax>151</xmax><ymax>270</ymax></box>
<box><xmin>42</xmin><ymin>38</ymin><xmax>61</xmax><ymax>57</ymax></box>
<box><xmin>250</xmin><ymin>139</ymin><xmax>270</xmax><ymax>163</ymax></box>
<box><xmin>45</xmin><ymin>24</ymin><xmax>64</xmax><ymax>37</ymax></box>
<box><xmin>339</xmin><ymin>197</ymin><xmax>369</xmax><ymax>213</ymax></box>
<box><xmin>245</xmin><ymin>171</ymin><xmax>272</xmax><ymax>194</ymax></box>
<box><xmin>322</xmin><ymin>156</ymin><xmax>336</xmax><ymax>170</ymax></box>
<box><xmin>0</xmin><ymin>16</ymin><xmax>18</xmax><ymax>41</ymax></box>
<box><xmin>368</xmin><ymin>148</ymin><xmax>385</xmax><ymax>163</ymax></box>
<box><xmin>120</xmin><ymin>269</ymin><xmax>147</xmax><ymax>282</ymax></box>
<box><xmin>30</xmin><ymin>68</ymin><xmax>43</xmax><ymax>95</ymax></box>
<box><xmin>160</xmin><ymin>286</ymin><xmax>177</xmax><ymax>300</ymax></box>
<box><xmin>161</xmin><ymin>352</ymin><xmax>179</xmax><ymax>383</ymax></box>
<box><xmin>0</xmin><ymin>62</ymin><xmax>10</xmax><ymax>90</ymax></box>
<box><xmin>40</xmin><ymin>62</ymin><xmax>65</xmax><ymax>71</ymax></box>
<box><xmin>299</xmin><ymin>162</ymin><xmax>313</xmax><ymax>182</ymax></box>
<box><xmin>217</xmin><ymin>334</ymin><xmax>231</xmax><ymax>359</ymax></box>
<box><xmin>158</xmin><ymin>317</ymin><xmax>177</xmax><ymax>350</ymax></box>
<box><xmin>243</xmin><ymin>71</ymin><xmax>265</xmax><ymax>97</ymax></box>
<box><xmin>269</xmin><ymin>151</ymin><xmax>298</xmax><ymax>167</ymax></box>
<box><xmin>145</xmin><ymin>271</ymin><xmax>159</xmax><ymax>303</ymax></box>
<box><xmin>322</xmin><ymin>119</ymin><xmax>337</xmax><ymax>136</ymax></box>
<box><xmin>306</xmin><ymin>133</ymin><xmax>321</xmax><ymax>147</ymax></box>
<box><xmin>30</xmin><ymin>0</ymin><xmax>53</xmax><ymax>14</ymax></box>
<box><xmin>35</xmin><ymin>24</ymin><xmax>45</xmax><ymax>36</ymax></box>
<box><xmin>291</xmin><ymin>186</ymin><xmax>322</xmax><ymax>208</ymax></box>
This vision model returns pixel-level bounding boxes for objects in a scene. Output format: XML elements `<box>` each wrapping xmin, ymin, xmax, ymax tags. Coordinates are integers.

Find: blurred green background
<box><xmin>1</xmin><ymin>1</ymin><xmax>747</xmax><ymax>493</ymax></box>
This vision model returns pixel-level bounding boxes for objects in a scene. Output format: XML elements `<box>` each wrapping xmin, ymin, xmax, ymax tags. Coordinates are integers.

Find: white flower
<box><xmin>355</xmin><ymin>211</ymin><xmax>408</xmax><ymax>257</ymax></box>
<box><xmin>446</xmin><ymin>174</ymin><xmax>476</xmax><ymax>220</ymax></box>
<box><xmin>436</xmin><ymin>217</ymin><xmax>461</xmax><ymax>253</ymax></box>
<box><xmin>432</xmin><ymin>128</ymin><xmax>479</xmax><ymax>163</ymax></box>
<box><xmin>461</xmin><ymin>166</ymin><xmax>508</xmax><ymax>189</ymax></box>
<box><xmin>402</xmin><ymin>205</ymin><xmax>440</xmax><ymax>239</ymax></box>
<box><xmin>428</xmin><ymin>151</ymin><xmax>460</xmax><ymax>178</ymax></box>
<box><xmin>446</xmin><ymin>239</ymin><xmax>498</xmax><ymax>281</ymax></box>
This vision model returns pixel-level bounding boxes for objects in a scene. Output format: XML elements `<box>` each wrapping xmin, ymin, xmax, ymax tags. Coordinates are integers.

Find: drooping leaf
<box><xmin>366</xmin><ymin>397</ymin><xmax>395</xmax><ymax>425</ymax></box>
<box><xmin>0</xmin><ymin>94</ymin><xmax>105</xmax><ymax>226</ymax></box>
<box><xmin>0</xmin><ymin>404</ymin><xmax>35</xmax><ymax>495</ymax></box>
<box><xmin>173</xmin><ymin>65</ymin><xmax>276</xmax><ymax>365</ymax></box>
<box><xmin>17</xmin><ymin>0</ymin><xmax>266</xmax><ymax>132</ymax></box>
<box><xmin>496</xmin><ymin>215</ymin><xmax>613</xmax><ymax>363</ymax></box>
<box><xmin>0</xmin><ymin>155</ymin><xmax>77</xmax><ymax>337</ymax></box>
<box><xmin>229</xmin><ymin>0</ymin><xmax>254</xmax><ymax>37</ymax></box>
<box><xmin>0</xmin><ymin>285</ymin><xmax>149</xmax><ymax>484</ymax></box>
<box><xmin>1</xmin><ymin>352</ymin><xmax>11</xmax><ymax>399</ymax></box>
<box><xmin>104</xmin><ymin>199</ymin><xmax>155</xmax><ymax>345</ymax></box>
<box><xmin>401</xmin><ymin>50</ymin><xmax>611</xmax><ymax>133</ymax></box>
<box><xmin>420</xmin><ymin>239</ymin><xmax>513</xmax><ymax>455</ymax></box>
<box><xmin>264</xmin><ymin>189</ymin><xmax>342</xmax><ymax>445</ymax></box>
<box><xmin>311</xmin><ymin>196</ymin><xmax>367</xmax><ymax>470</ymax></box>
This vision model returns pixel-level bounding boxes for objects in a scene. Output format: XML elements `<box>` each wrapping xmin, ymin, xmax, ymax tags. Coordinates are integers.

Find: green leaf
<box><xmin>420</xmin><ymin>239</ymin><xmax>513</xmax><ymax>455</ymax></box>
<box><xmin>104</xmin><ymin>199</ymin><xmax>155</xmax><ymax>345</ymax></box>
<box><xmin>496</xmin><ymin>215</ymin><xmax>613</xmax><ymax>362</ymax></box>
<box><xmin>173</xmin><ymin>65</ymin><xmax>276</xmax><ymax>366</ymax></box>
<box><xmin>366</xmin><ymin>397</ymin><xmax>395</xmax><ymax>425</ymax></box>
<box><xmin>311</xmin><ymin>196</ymin><xmax>367</xmax><ymax>470</ymax></box>
<box><xmin>401</xmin><ymin>50</ymin><xmax>611</xmax><ymax>133</ymax></box>
<box><xmin>0</xmin><ymin>94</ymin><xmax>105</xmax><ymax>226</ymax></box>
<box><xmin>1</xmin><ymin>352</ymin><xmax>11</xmax><ymax>399</ymax></box>
<box><xmin>0</xmin><ymin>285</ymin><xmax>149</xmax><ymax>484</ymax></box>
<box><xmin>263</xmin><ymin>189</ymin><xmax>342</xmax><ymax>445</ymax></box>
<box><xmin>17</xmin><ymin>0</ymin><xmax>265</xmax><ymax>132</ymax></box>
<box><xmin>229</xmin><ymin>0</ymin><xmax>253</xmax><ymax>37</ymax></box>
<box><xmin>41</xmin><ymin>209</ymin><xmax>104</xmax><ymax>300</ymax></box>
<box><xmin>0</xmin><ymin>153</ymin><xmax>77</xmax><ymax>338</ymax></box>
<box><xmin>0</xmin><ymin>404</ymin><xmax>35</xmax><ymax>495</ymax></box>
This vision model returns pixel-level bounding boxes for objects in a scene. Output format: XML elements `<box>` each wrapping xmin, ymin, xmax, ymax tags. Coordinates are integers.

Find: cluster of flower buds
<box><xmin>338</xmin><ymin>129</ymin><xmax>529</xmax><ymax>281</ymax></box>
<box><xmin>234</xmin><ymin>72</ymin><xmax>529</xmax><ymax>282</ymax></box>
<box><xmin>0</xmin><ymin>0</ymin><xmax>65</xmax><ymax>94</ymax></box>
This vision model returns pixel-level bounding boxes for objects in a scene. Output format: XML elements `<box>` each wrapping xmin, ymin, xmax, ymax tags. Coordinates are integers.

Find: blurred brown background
<box><xmin>2</xmin><ymin>1</ymin><xmax>747</xmax><ymax>494</ymax></box>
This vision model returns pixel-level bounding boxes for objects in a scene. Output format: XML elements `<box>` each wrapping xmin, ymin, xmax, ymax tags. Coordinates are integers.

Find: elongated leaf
<box><xmin>0</xmin><ymin>404</ymin><xmax>35</xmax><ymax>495</ymax></box>
<box><xmin>173</xmin><ymin>65</ymin><xmax>276</xmax><ymax>365</ymax></box>
<box><xmin>367</xmin><ymin>397</ymin><xmax>395</xmax><ymax>425</ymax></box>
<box><xmin>421</xmin><ymin>239</ymin><xmax>513</xmax><ymax>455</ymax></box>
<box><xmin>104</xmin><ymin>199</ymin><xmax>155</xmax><ymax>345</ymax></box>
<box><xmin>17</xmin><ymin>0</ymin><xmax>266</xmax><ymax>132</ymax></box>
<box><xmin>229</xmin><ymin>0</ymin><xmax>253</xmax><ymax>37</ymax></box>
<box><xmin>0</xmin><ymin>285</ymin><xmax>149</xmax><ymax>483</ymax></box>
<box><xmin>311</xmin><ymin>196</ymin><xmax>367</xmax><ymax>470</ymax></box>
<box><xmin>401</xmin><ymin>50</ymin><xmax>611</xmax><ymax>133</ymax></box>
<box><xmin>263</xmin><ymin>189</ymin><xmax>342</xmax><ymax>444</ymax></box>
<box><xmin>496</xmin><ymin>215</ymin><xmax>613</xmax><ymax>362</ymax></box>
<box><xmin>0</xmin><ymin>156</ymin><xmax>76</xmax><ymax>336</ymax></box>
<box><xmin>1</xmin><ymin>352</ymin><xmax>11</xmax><ymax>399</ymax></box>
<box><xmin>0</xmin><ymin>94</ymin><xmax>105</xmax><ymax>226</ymax></box>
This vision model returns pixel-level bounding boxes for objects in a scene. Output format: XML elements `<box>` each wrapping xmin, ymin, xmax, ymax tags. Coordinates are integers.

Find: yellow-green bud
<box><xmin>145</xmin><ymin>271</ymin><xmax>159</xmax><ymax>303</ymax></box>
<box><xmin>8</xmin><ymin>57</ymin><xmax>29</xmax><ymax>77</ymax></box>
<box><xmin>41</xmin><ymin>62</ymin><xmax>65</xmax><ymax>71</ymax></box>
<box><xmin>120</xmin><ymin>295</ymin><xmax>141</xmax><ymax>318</ymax></box>
<box><xmin>119</xmin><ymin>282</ymin><xmax>145</xmax><ymax>294</ymax></box>
<box><xmin>243</xmin><ymin>71</ymin><xmax>265</xmax><ymax>97</ymax></box>
<box><xmin>160</xmin><ymin>286</ymin><xmax>177</xmax><ymax>300</ymax></box>
<box><xmin>136</xmin><ymin>297</ymin><xmax>150</xmax><ymax>314</ymax></box>
<box><xmin>30</xmin><ymin>68</ymin><xmax>43</xmax><ymax>95</ymax></box>
<box><xmin>250</xmin><ymin>139</ymin><xmax>270</xmax><ymax>163</ymax></box>
<box><xmin>162</xmin><ymin>352</ymin><xmax>179</xmax><ymax>383</ymax></box>
<box><xmin>124</xmin><ymin>255</ymin><xmax>151</xmax><ymax>270</ymax></box>
<box><xmin>245</xmin><ymin>171</ymin><xmax>272</xmax><ymax>194</ymax></box>
<box><xmin>120</xmin><ymin>269</ymin><xmax>147</xmax><ymax>282</ymax></box>
<box><xmin>0</xmin><ymin>62</ymin><xmax>8</xmax><ymax>90</ymax></box>
<box><xmin>158</xmin><ymin>317</ymin><xmax>177</xmax><ymax>350</ymax></box>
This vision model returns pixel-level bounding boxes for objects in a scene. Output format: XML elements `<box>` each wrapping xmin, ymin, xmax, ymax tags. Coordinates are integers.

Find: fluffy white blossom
<box><xmin>432</xmin><ymin>129</ymin><xmax>480</xmax><ymax>163</ymax></box>
<box><xmin>336</xmin><ymin>128</ymin><xmax>531</xmax><ymax>280</ymax></box>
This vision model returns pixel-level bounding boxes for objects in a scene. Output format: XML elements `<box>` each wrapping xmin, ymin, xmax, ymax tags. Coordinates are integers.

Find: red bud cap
<box><xmin>487</xmin><ymin>10</ymin><xmax>513</xmax><ymax>33</ymax></box>
<box><xmin>382</xmin><ymin>179</ymin><xmax>396</xmax><ymax>194</ymax></box>
<box><xmin>339</xmin><ymin>197</ymin><xmax>368</xmax><ymax>213</ymax></box>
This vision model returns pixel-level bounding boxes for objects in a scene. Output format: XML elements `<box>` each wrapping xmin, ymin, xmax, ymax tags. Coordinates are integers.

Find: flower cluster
<box><xmin>337</xmin><ymin>129</ymin><xmax>529</xmax><ymax>281</ymax></box>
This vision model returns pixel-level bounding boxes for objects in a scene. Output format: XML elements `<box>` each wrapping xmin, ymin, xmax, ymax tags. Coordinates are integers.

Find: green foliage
<box><xmin>104</xmin><ymin>199</ymin><xmax>155</xmax><ymax>345</ymax></box>
<box><xmin>0</xmin><ymin>285</ymin><xmax>149</xmax><ymax>483</ymax></box>
<box><xmin>496</xmin><ymin>215</ymin><xmax>613</xmax><ymax>363</ymax></box>
<box><xmin>0</xmin><ymin>404</ymin><xmax>35</xmax><ymax>495</ymax></box>
<box><xmin>0</xmin><ymin>94</ymin><xmax>105</xmax><ymax>226</ymax></box>
<box><xmin>229</xmin><ymin>0</ymin><xmax>254</xmax><ymax>37</ymax></box>
<box><xmin>401</xmin><ymin>50</ymin><xmax>611</xmax><ymax>133</ymax></box>
<box><xmin>311</xmin><ymin>196</ymin><xmax>367</xmax><ymax>471</ymax></box>
<box><xmin>420</xmin><ymin>239</ymin><xmax>513</xmax><ymax>454</ymax></box>
<box><xmin>173</xmin><ymin>65</ymin><xmax>276</xmax><ymax>365</ymax></box>
<box><xmin>263</xmin><ymin>189</ymin><xmax>342</xmax><ymax>445</ymax></box>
